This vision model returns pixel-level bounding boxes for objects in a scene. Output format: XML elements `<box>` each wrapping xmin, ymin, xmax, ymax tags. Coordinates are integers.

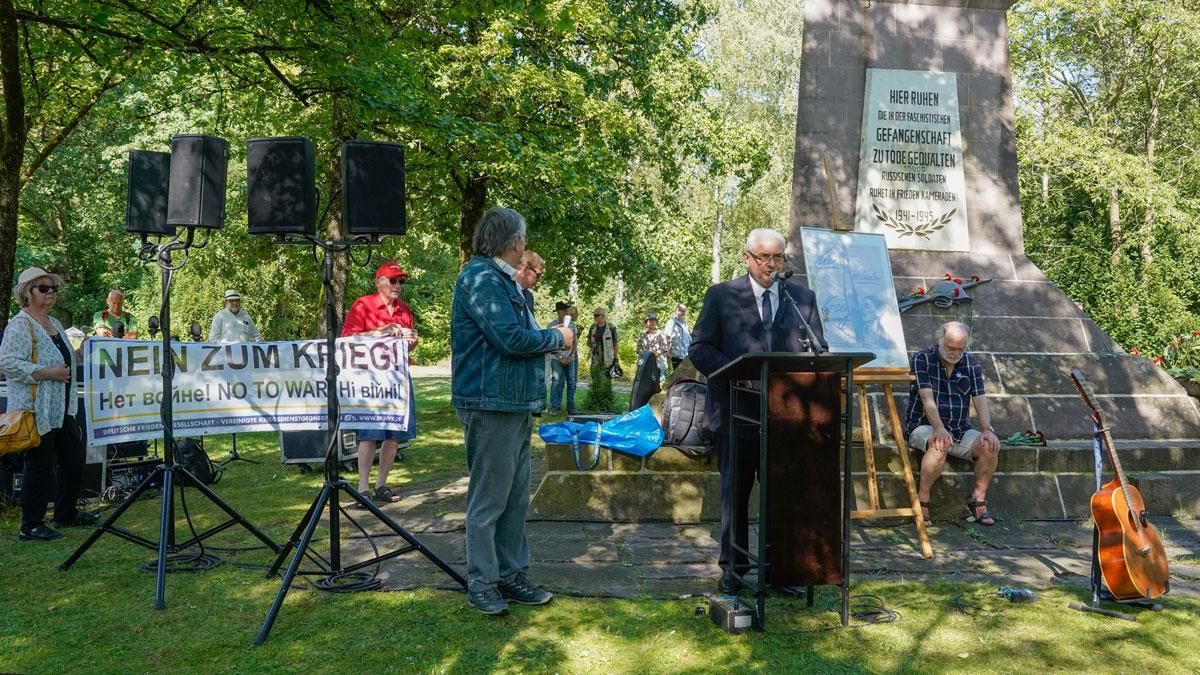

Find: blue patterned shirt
<box><xmin>904</xmin><ymin>345</ymin><xmax>986</xmax><ymax>441</ymax></box>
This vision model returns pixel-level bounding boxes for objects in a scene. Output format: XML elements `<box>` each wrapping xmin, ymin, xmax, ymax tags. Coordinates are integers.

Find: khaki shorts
<box><xmin>908</xmin><ymin>425</ymin><xmax>981</xmax><ymax>461</ymax></box>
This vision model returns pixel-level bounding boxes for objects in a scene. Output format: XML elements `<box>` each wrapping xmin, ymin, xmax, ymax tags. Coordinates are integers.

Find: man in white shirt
<box><xmin>665</xmin><ymin>303</ymin><xmax>691</xmax><ymax>368</ymax></box>
<box><xmin>209</xmin><ymin>290</ymin><xmax>262</xmax><ymax>343</ymax></box>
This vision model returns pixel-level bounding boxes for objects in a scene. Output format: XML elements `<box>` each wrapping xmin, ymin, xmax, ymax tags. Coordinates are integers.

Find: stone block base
<box><xmin>533</xmin><ymin>443</ymin><xmax>1200</xmax><ymax>522</ymax></box>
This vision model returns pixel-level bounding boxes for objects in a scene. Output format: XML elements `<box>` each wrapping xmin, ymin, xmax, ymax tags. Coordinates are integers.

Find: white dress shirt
<box><xmin>748</xmin><ymin>275</ymin><xmax>780</xmax><ymax>322</ymax></box>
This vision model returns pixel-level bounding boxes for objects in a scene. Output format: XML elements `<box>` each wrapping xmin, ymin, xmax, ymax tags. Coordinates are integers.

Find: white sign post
<box><xmin>854</xmin><ymin>68</ymin><xmax>969</xmax><ymax>251</ymax></box>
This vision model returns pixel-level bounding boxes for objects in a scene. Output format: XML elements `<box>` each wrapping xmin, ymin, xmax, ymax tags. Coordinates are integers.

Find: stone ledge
<box><xmin>531</xmin><ymin>470</ymin><xmax>1200</xmax><ymax>522</ymax></box>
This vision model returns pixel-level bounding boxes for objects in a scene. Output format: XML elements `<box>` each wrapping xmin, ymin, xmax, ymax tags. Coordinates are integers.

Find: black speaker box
<box><xmin>247</xmin><ymin>137</ymin><xmax>317</xmax><ymax>236</ymax></box>
<box><xmin>125</xmin><ymin>150</ymin><xmax>174</xmax><ymax>235</ymax></box>
<box><xmin>279</xmin><ymin>428</ymin><xmax>359</xmax><ymax>465</ymax></box>
<box><xmin>342</xmin><ymin>140</ymin><xmax>406</xmax><ymax>236</ymax></box>
<box><xmin>167</xmin><ymin>134</ymin><xmax>228</xmax><ymax>229</ymax></box>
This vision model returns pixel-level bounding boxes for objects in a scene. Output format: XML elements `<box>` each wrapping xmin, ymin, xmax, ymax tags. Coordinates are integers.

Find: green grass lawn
<box><xmin>2</xmin><ymin>378</ymin><xmax>1198</xmax><ymax>673</ymax></box>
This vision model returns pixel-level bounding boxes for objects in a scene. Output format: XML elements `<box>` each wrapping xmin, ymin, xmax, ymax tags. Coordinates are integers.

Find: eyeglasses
<box><xmin>523</xmin><ymin>264</ymin><xmax>543</xmax><ymax>281</ymax></box>
<box><xmin>746</xmin><ymin>252</ymin><xmax>786</xmax><ymax>265</ymax></box>
<box><xmin>33</xmin><ymin>284</ymin><xmax>58</xmax><ymax>294</ymax></box>
<box><xmin>387</xmin><ymin>277</ymin><xmax>405</xmax><ymax>285</ymax></box>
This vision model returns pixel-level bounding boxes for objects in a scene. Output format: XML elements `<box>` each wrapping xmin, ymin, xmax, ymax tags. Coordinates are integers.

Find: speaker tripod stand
<box><xmin>217</xmin><ymin>434</ymin><xmax>259</xmax><ymax>468</ymax></box>
<box><xmin>255</xmin><ymin>234</ymin><xmax>465</xmax><ymax>645</ymax></box>
<box><xmin>61</xmin><ymin>230</ymin><xmax>279</xmax><ymax>609</ymax></box>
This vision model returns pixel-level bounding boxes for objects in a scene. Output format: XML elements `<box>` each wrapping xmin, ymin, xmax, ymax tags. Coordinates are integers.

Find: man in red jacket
<box><xmin>342</xmin><ymin>261</ymin><xmax>419</xmax><ymax>504</ymax></box>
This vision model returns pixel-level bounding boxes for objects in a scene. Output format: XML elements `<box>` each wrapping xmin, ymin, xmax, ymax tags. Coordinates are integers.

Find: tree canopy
<box><xmin>4</xmin><ymin>0</ymin><xmax>1200</xmax><ymax>362</ymax></box>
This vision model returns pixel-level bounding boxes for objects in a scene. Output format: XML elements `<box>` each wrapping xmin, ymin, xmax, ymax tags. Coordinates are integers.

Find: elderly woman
<box><xmin>0</xmin><ymin>267</ymin><xmax>96</xmax><ymax>540</ymax></box>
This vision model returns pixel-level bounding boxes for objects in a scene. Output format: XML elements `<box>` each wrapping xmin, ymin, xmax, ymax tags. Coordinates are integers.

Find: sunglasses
<box><xmin>33</xmin><ymin>284</ymin><xmax>59</xmax><ymax>294</ymax></box>
<box><xmin>386</xmin><ymin>277</ymin><xmax>405</xmax><ymax>285</ymax></box>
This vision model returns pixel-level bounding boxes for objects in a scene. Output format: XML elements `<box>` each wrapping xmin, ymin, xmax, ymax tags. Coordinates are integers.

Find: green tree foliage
<box><xmin>1012</xmin><ymin>0</ymin><xmax>1200</xmax><ymax>352</ymax></box>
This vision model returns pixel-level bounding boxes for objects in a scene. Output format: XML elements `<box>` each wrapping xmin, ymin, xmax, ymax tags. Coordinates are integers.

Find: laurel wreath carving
<box><xmin>872</xmin><ymin>203</ymin><xmax>957</xmax><ymax>239</ymax></box>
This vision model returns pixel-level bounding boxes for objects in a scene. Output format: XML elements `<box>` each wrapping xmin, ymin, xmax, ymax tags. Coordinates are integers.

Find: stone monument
<box><xmin>790</xmin><ymin>0</ymin><xmax>1200</xmax><ymax>517</ymax></box>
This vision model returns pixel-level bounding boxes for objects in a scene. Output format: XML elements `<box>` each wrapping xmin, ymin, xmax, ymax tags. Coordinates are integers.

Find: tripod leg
<box><xmin>176</xmin><ymin>467</ymin><xmax>280</xmax><ymax>553</ymax></box>
<box><xmin>255</xmin><ymin>484</ymin><xmax>332</xmax><ymax>645</ymax></box>
<box><xmin>154</xmin><ymin>465</ymin><xmax>176</xmax><ymax>610</ymax></box>
<box><xmin>60</xmin><ymin>464</ymin><xmax>165</xmax><ymax>571</ymax></box>
<box><xmin>345</xmin><ymin>484</ymin><xmax>468</xmax><ymax>588</ymax></box>
<box><xmin>267</xmin><ymin>486</ymin><xmax>326</xmax><ymax>577</ymax></box>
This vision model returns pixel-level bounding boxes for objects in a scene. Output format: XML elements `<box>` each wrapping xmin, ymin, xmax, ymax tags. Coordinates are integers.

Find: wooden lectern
<box><xmin>711</xmin><ymin>351</ymin><xmax>874</xmax><ymax>630</ymax></box>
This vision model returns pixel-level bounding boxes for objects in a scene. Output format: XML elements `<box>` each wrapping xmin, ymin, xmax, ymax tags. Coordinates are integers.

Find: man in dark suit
<box><xmin>688</xmin><ymin>227</ymin><xmax>827</xmax><ymax>594</ymax></box>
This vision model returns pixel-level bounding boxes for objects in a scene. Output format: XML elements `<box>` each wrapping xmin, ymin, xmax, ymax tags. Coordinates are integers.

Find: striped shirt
<box><xmin>904</xmin><ymin>345</ymin><xmax>986</xmax><ymax>441</ymax></box>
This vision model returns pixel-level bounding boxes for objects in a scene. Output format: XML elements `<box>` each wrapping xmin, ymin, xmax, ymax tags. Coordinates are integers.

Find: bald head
<box><xmin>107</xmin><ymin>290</ymin><xmax>125</xmax><ymax>313</ymax></box>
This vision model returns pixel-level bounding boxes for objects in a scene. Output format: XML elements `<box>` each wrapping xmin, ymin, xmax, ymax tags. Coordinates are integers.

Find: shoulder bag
<box><xmin>0</xmin><ymin>319</ymin><xmax>42</xmax><ymax>456</ymax></box>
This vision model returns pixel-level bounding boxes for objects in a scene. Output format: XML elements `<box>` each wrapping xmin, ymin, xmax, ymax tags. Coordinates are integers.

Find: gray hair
<box><xmin>473</xmin><ymin>207</ymin><xmax>527</xmax><ymax>257</ymax></box>
<box><xmin>936</xmin><ymin>321</ymin><xmax>970</xmax><ymax>345</ymax></box>
<box><xmin>14</xmin><ymin>280</ymin><xmax>36</xmax><ymax>308</ymax></box>
<box><xmin>744</xmin><ymin>228</ymin><xmax>786</xmax><ymax>252</ymax></box>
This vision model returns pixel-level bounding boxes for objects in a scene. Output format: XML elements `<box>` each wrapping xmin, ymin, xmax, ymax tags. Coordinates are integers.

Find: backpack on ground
<box><xmin>661</xmin><ymin>379</ymin><xmax>709</xmax><ymax>457</ymax></box>
<box><xmin>175</xmin><ymin>438</ymin><xmax>221</xmax><ymax>485</ymax></box>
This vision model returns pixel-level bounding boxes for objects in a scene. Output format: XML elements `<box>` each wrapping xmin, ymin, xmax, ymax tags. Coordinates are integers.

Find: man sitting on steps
<box><xmin>904</xmin><ymin>320</ymin><xmax>1001</xmax><ymax>526</ymax></box>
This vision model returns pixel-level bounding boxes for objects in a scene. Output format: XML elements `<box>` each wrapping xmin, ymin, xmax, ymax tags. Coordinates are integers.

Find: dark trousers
<box><xmin>21</xmin><ymin>416</ymin><xmax>85</xmax><ymax>530</ymax></box>
<box><xmin>715</xmin><ymin>428</ymin><xmax>761</xmax><ymax>572</ymax></box>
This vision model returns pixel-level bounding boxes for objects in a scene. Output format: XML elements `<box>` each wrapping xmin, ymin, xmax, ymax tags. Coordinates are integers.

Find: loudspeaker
<box><xmin>125</xmin><ymin>150</ymin><xmax>174</xmax><ymax>235</ymax></box>
<box><xmin>167</xmin><ymin>134</ymin><xmax>228</xmax><ymax>229</ymax></box>
<box><xmin>247</xmin><ymin>137</ymin><xmax>316</xmax><ymax>236</ymax></box>
<box><xmin>341</xmin><ymin>140</ymin><xmax>406</xmax><ymax>236</ymax></box>
<box><xmin>279</xmin><ymin>428</ymin><xmax>359</xmax><ymax>465</ymax></box>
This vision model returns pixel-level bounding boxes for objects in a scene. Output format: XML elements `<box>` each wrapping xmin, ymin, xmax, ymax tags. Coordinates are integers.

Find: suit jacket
<box><xmin>688</xmin><ymin>274</ymin><xmax>827</xmax><ymax>434</ymax></box>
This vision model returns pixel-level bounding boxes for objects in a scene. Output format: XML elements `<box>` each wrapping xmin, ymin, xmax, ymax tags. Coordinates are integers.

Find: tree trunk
<box><xmin>0</xmin><ymin>0</ymin><xmax>25</xmax><ymax>331</ymax></box>
<box><xmin>318</xmin><ymin>103</ymin><xmax>352</xmax><ymax>336</ymax></box>
<box><xmin>1139</xmin><ymin>63</ymin><xmax>1166</xmax><ymax>267</ymax></box>
<box><xmin>457</xmin><ymin>173</ymin><xmax>487</xmax><ymax>266</ymax></box>
<box><xmin>711</xmin><ymin>186</ymin><xmax>723</xmax><ymax>284</ymax></box>
<box><xmin>1108</xmin><ymin>186</ymin><xmax>1121</xmax><ymax>270</ymax></box>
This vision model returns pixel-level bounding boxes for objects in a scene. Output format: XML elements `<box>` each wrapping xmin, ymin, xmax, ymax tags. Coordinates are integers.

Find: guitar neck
<box><xmin>1095</xmin><ymin>418</ymin><xmax>1139</xmax><ymax>516</ymax></box>
<box><xmin>1072</xmin><ymin>369</ymin><xmax>1145</xmax><ymax>535</ymax></box>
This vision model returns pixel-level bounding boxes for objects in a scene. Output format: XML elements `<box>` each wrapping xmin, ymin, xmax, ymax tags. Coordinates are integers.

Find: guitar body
<box><xmin>1091</xmin><ymin>478</ymin><xmax>1170</xmax><ymax>600</ymax></box>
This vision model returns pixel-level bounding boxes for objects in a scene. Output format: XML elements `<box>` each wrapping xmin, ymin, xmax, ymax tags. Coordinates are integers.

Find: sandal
<box><xmin>965</xmin><ymin>498</ymin><xmax>996</xmax><ymax>526</ymax></box>
<box><xmin>919</xmin><ymin>500</ymin><xmax>932</xmax><ymax>526</ymax></box>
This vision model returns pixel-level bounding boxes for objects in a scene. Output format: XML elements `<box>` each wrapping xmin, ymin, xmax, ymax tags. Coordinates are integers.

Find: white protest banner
<box><xmin>83</xmin><ymin>336</ymin><xmax>409</xmax><ymax>446</ymax></box>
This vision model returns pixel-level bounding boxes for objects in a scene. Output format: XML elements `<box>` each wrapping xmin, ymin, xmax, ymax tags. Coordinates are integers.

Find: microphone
<box><xmin>190</xmin><ymin>322</ymin><xmax>203</xmax><ymax>341</ymax></box>
<box><xmin>772</xmin><ymin>272</ymin><xmax>825</xmax><ymax>355</ymax></box>
<box><xmin>113</xmin><ymin>322</ymin><xmax>125</xmax><ymax>339</ymax></box>
<box><xmin>148</xmin><ymin>315</ymin><xmax>160</xmax><ymax>338</ymax></box>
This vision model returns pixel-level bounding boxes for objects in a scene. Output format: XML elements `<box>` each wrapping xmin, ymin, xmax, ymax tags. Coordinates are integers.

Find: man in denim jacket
<box><xmin>451</xmin><ymin>207</ymin><xmax>574</xmax><ymax>615</ymax></box>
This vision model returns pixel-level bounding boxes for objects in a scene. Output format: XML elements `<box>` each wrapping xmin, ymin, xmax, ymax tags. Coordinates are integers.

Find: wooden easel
<box><xmin>849</xmin><ymin>367</ymin><xmax>933</xmax><ymax>558</ymax></box>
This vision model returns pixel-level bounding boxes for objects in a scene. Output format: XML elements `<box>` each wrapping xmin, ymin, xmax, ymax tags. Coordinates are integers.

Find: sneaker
<box><xmin>54</xmin><ymin>511</ymin><xmax>99</xmax><ymax>528</ymax></box>
<box><xmin>468</xmin><ymin>586</ymin><xmax>510</xmax><ymax>616</ymax></box>
<box><xmin>19</xmin><ymin>524</ymin><xmax>63</xmax><ymax>541</ymax></box>
<box><xmin>497</xmin><ymin>571</ymin><xmax>553</xmax><ymax>605</ymax></box>
<box><xmin>372</xmin><ymin>486</ymin><xmax>400</xmax><ymax>504</ymax></box>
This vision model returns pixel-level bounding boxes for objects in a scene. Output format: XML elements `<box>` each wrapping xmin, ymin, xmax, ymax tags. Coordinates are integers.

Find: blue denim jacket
<box><xmin>451</xmin><ymin>255</ymin><xmax>563</xmax><ymax>412</ymax></box>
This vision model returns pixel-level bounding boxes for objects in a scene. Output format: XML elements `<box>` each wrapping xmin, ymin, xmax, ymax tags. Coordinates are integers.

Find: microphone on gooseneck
<box><xmin>771</xmin><ymin>270</ymin><xmax>824</xmax><ymax>354</ymax></box>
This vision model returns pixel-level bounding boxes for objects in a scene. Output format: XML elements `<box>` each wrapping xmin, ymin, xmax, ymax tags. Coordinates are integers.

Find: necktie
<box><xmin>761</xmin><ymin>289</ymin><xmax>773</xmax><ymax>351</ymax></box>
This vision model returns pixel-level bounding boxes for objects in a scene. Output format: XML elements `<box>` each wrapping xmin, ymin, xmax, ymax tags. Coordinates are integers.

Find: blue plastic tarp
<box><xmin>537</xmin><ymin>404</ymin><xmax>664</xmax><ymax>458</ymax></box>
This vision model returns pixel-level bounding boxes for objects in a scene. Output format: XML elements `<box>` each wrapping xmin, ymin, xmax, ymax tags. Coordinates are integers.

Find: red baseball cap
<box><xmin>375</xmin><ymin>261</ymin><xmax>409</xmax><ymax>280</ymax></box>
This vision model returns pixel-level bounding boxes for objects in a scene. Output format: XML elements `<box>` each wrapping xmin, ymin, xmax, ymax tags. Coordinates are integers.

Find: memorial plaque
<box><xmin>854</xmin><ymin>69</ymin><xmax>968</xmax><ymax>251</ymax></box>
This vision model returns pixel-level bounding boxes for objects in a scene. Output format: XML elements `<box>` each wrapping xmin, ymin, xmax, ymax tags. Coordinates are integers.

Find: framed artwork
<box><xmin>800</xmin><ymin>228</ymin><xmax>908</xmax><ymax>369</ymax></box>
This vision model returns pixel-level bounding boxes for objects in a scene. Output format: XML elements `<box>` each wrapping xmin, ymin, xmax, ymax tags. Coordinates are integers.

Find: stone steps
<box><xmin>532</xmin><ymin>442</ymin><xmax>1200</xmax><ymax>522</ymax></box>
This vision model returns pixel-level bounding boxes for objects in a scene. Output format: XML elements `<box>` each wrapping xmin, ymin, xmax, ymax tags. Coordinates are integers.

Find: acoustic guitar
<box><xmin>1070</xmin><ymin>369</ymin><xmax>1169</xmax><ymax>600</ymax></box>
